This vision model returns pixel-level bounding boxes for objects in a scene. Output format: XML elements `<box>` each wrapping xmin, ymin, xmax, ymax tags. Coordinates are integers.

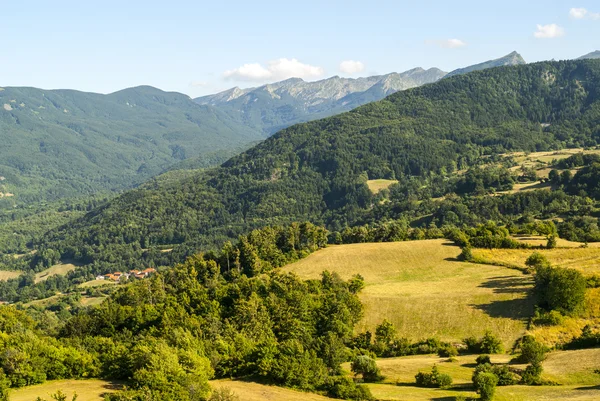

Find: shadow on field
<box><xmin>470</xmin><ymin>275</ymin><xmax>535</xmax><ymax>320</ymax></box>
<box><xmin>478</xmin><ymin>275</ymin><xmax>533</xmax><ymax>294</ymax></box>
<box><xmin>575</xmin><ymin>385</ymin><xmax>600</xmax><ymax>391</ymax></box>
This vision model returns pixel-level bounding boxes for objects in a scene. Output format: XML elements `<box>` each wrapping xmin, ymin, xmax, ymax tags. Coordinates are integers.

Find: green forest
<box><xmin>1</xmin><ymin>59</ymin><xmax>600</xmax><ymax>400</ymax></box>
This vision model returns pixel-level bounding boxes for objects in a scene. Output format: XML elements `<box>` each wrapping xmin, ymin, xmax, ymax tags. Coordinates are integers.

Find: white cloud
<box><xmin>534</xmin><ymin>24</ymin><xmax>565</xmax><ymax>39</ymax></box>
<box><xmin>426</xmin><ymin>39</ymin><xmax>467</xmax><ymax>49</ymax></box>
<box><xmin>339</xmin><ymin>60</ymin><xmax>365</xmax><ymax>74</ymax></box>
<box><xmin>223</xmin><ymin>58</ymin><xmax>324</xmax><ymax>82</ymax></box>
<box><xmin>569</xmin><ymin>7</ymin><xmax>600</xmax><ymax>20</ymax></box>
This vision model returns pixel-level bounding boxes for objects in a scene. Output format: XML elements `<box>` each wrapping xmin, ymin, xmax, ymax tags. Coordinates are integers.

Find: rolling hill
<box><xmin>29</xmin><ymin>59</ymin><xmax>600</xmax><ymax>272</ymax></box>
<box><xmin>0</xmin><ymin>85</ymin><xmax>265</xmax><ymax>206</ymax></box>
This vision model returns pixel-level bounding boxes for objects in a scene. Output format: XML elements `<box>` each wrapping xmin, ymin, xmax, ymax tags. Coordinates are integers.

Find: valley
<box><xmin>1</xmin><ymin>45</ymin><xmax>600</xmax><ymax>401</ymax></box>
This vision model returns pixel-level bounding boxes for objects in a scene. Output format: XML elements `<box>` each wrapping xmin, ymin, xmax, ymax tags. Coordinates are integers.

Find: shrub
<box><xmin>327</xmin><ymin>376</ymin><xmax>374</xmax><ymax>401</ymax></box>
<box><xmin>415</xmin><ymin>365</ymin><xmax>452</xmax><ymax>388</ymax></box>
<box><xmin>535</xmin><ymin>265</ymin><xmax>587</xmax><ymax>314</ymax></box>
<box><xmin>532</xmin><ymin>309</ymin><xmax>564</xmax><ymax>326</ymax></box>
<box><xmin>209</xmin><ymin>387</ymin><xmax>239</xmax><ymax>401</ymax></box>
<box><xmin>473</xmin><ymin>363</ymin><xmax>518</xmax><ymax>387</ymax></box>
<box><xmin>519</xmin><ymin>336</ymin><xmax>548</xmax><ymax>365</ymax></box>
<box><xmin>438</xmin><ymin>345</ymin><xmax>459</xmax><ymax>358</ymax></box>
<box><xmin>459</xmin><ymin>246</ymin><xmax>473</xmax><ymax>261</ymax></box>
<box><xmin>521</xmin><ymin>362</ymin><xmax>543</xmax><ymax>385</ymax></box>
<box><xmin>525</xmin><ymin>253</ymin><xmax>550</xmax><ymax>270</ymax></box>
<box><xmin>474</xmin><ymin>372</ymin><xmax>498</xmax><ymax>401</ymax></box>
<box><xmin>351</xmin><ymin>355</ymin><xmax>382</xmax><ymax>382</ymax></box>
<box><xmin>476</xmin><ymin>355</ymin><xmax>491</xmax><ymax>365</ymax></box>
<box><xmin>480</xmin><ymin>331</ymin><xmax>503</xmax><ymax>354</ymax></box>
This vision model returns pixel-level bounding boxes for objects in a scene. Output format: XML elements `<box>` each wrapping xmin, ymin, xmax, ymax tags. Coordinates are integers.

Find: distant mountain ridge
<box><xmin>195</xmin><ymin>68</ymin><xmax>448</xmax><ymax>134</ymax></box>
<box><xmin>445</xmin><ymin>51</ymin><xmax>526</xmax><ymax>78</ymax></box>
<box><xmin>0</xmin><ymin>85</ymin><xmax>265</xmax><ymax>205</ymax></box>
<box><xmin>579</xmin><ymin>51</ymin><xmax>600</xmax><ymax>60</ymax></box>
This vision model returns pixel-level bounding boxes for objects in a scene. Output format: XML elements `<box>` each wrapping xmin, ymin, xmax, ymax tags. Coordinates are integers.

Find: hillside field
<box><xmin>10</xmin><ymin>379</ymin><xmax>122</xmax><ymax>401</ymax></box>
<box><xmin>283</xmin><ymin>239</ymin><xmax>535</xmax><ymax>347</ymax></box>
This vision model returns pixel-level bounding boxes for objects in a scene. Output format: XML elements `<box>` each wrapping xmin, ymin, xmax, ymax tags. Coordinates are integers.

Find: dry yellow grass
<box><xmin>283</xmin><ymin>240</ymin><xmax>534</xmax><ymax>347</ymax></box>
<box><xmin>35</xmin><ymin>262</ymin><xmax>79</xmax><ymax>283</ymax></box>
<box><xmin>472</xmin><ymin>246</ymin><xmax>600</xmax><ymax>346</ymax></box>
<box><xmin>543</xmin><ymin>348</ymin><xmax>600</xmax><ymax>385</ymax></box>
<box><xmin>80</xmin><ymin>296</ymin><xmax>107</xmax><ymax>307</ymax></box>
<box><xmin>366</xmin><ymin>179</ymin><xmax>398</xmax><ymax>194</ymax></box>
<box><xmin>0</xmin><ymin>270</ymin><xmax>21</xmax><ymax>281</ymax></box>
<box><xmin>79</xmin><ymin>279</ymin><xmax>118</xmax><ymax>288</ymax></box>
<box><xmin>473</xmin><ymin>246</ymin><xmax>600</xmax><ymax>275</ymax></box>
<box><xmin>210</xmin><ymin>380</ymin><xmax>335</xmax><ymax>401</ymax></box>
<box><xmin>10</xmin><ymin>379</ymin><xmax>122</xmax><ymax>401</ymax></box>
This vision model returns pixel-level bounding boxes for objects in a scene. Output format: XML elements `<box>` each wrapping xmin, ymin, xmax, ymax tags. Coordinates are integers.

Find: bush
<box><xmin>535</xmin><ymin>265</ymin><xmax>587</xmax><ymax>314</ymax></box>
<box><xmin>480</xmin><ymin>331</ymin><xmax>503</xmax><ymax>354</ymax></box>
<box><xmin>415</xmin><ymin>365</ymin><xmax>453</xmax><ymax>388</ymax></box>
<box><xmin>351</xmin><ymin>355</ymin><xmax>382</xmax><ymax>382</ymax></box>
<box><xmin>327</xmin><ymin>376</ymin><xmax>374</xmax><ymax>401</ymax></box>
<box><xmin>532</xmin><ymin>309</ymin><xmax>564</xmax><ymax>326</ymax></box>
<box><xmin>474</xmin><ymin>372</ymin><xmax>498</xmax><ymax>401</ymax></box>
<box><xmin>521</xmin><ymin>362</ymin><xmax>543</xmax><ymax>385</ymax></box>
<box><xmin>459</xmin><ymin>246</ymin><xmax>473</xmax><ymax>261</ymax></box>
<box><xmin>519</xmin><ymin>336</ymin><xmax>548</xmax><ymax>365</ymax></box>
<box><xmin>476</xmin><ymin>355</ymin><xmax>491</xmax><ymax>365</ymax></box>
<box><xmin>473</xmin><ymin>363</ymin><xmax>518</xmax><ymax>387</ymax></box>
<box><xmin>438</xmin><ymin>345</ymin><xmax>459</xmax><ymax>358</ymax></box>
<box><xmin>209</xmin><ymin>387</ymin><xmax>239</xmax><ymax>401</ymax></box>
<box><xmin>525</xmin><ymin>253</ymin><xmax>551</xmax><ymax>270</ymax></box>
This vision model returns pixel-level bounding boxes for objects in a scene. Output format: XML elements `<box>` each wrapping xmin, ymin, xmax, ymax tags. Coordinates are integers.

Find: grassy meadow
<box><xmin>471</xmin><ymin>245</ymin><xmax>600</xmax><ymax>346</ymax></box>
<box><xmin>10</xmin><ymin>379</ymin><xmax>122</xmax><ymax>401</ymax></box>
<box><xmin>283</xmin><ymin>239</ymin><xmax>535</xmax><ymax>347</ymax></box>
<box><xmin>366</xmin><ymin>179</ymin><xmax>399</xmax><ymax>194</ymax></box>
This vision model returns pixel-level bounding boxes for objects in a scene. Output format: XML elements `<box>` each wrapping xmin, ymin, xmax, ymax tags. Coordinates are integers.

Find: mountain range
<box><xmin>444</xmin><ymin>51</ymin><xmax>526</xmax><ymax>78</ymax></box>
<box><xmin>579</xmin><ymin>50</ymin><xmax>600</xmax><ymax>60</ymax></box>
<box><xmin>1</xmin><ymin>50</ymin><xmax>594</xmax><ymax>208</ymax></box>
<box><xmin>35</xmin><ymin>58</ymin><xmax>600</xmax><ymax>271</ymax></box>
<box><xmin>0</xmin><ymin>86</ymin><xmax>266</xmax><ymax>205</ymax></box>
<box><xmin>194</xmin><ymin>68</ymin><xmax>448</xmax><ymax>135</ymax></box>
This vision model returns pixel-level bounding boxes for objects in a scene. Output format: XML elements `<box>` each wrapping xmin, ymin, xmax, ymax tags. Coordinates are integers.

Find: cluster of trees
<box><xmin>59</xmin><ymin>257</ymin><xmax>368</xmax><ymax>400</ymax></box>
<box><xmin>527</xmin><ymin>253</ymin><xmax>588</xmax><ymax>315</ymax></box>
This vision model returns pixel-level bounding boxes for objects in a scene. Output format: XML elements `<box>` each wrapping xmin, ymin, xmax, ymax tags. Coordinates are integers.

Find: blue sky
<box><xmin>1</xmin><ymin>0</ymin><xmax>599</xmax><ymax>97</ymax></box>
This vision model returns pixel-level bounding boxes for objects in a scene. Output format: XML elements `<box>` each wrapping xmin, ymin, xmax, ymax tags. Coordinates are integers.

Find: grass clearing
<box><xmin>366</xmin><ymin>179</ymin><xmax>398</xmax><ymax>194</ymax></box>
<box><xmin>472</xmin><ymin>246</ymin><xmax>600</xmax><ymax>346</ymax></box>
<box><xmin>472</xmin><ymin>246</ymin><xmax>600</xmax><ymax>275</ymax></box>
<box><xmin>283</xmin><ymin>240</ymin><xmax>534</xmax><ymax>347</ymax></box>
<box><xmin>10</xmin><ymin>379</ymin><xmax>122</xmax><ymax>401</ymax></box>
<box><xmin>210</xmin><ymin>379</ymin><xmax>335</xmax><ymax>400</ymax></box>
<box><xmin>79</xmin><ymin>279</ymin><xmax>118</xmax><ymax>288</ymax></box>
<box><xmin>35</xmin><ymin>262</ymin><xmax>79</xmax><ymax>283</ymax></box>
<box><xmin>0</xmin><ymin>270</ymin><xmax>21</xmax><ymax>281</ymax></box>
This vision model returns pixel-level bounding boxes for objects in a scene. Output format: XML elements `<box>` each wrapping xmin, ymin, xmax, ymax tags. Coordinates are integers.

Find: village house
<box><xmin>98</xmin><ymin>268</ymin><xmax>157</xmax><ymax>282</ymax></box>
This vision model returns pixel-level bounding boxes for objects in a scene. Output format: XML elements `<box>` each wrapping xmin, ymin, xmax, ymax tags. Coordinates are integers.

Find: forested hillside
<box><xmin>0</xmin><ymin>85</ymin><xmax>264</xmax><ymax>206</ymax></box>
<box><xmin>24</xmin><ymin>59</ymin><xmax>600</xmax><ymax>273</ymax></box>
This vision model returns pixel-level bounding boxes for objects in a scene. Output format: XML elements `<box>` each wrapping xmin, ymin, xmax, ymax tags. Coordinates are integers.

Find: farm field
<box><xmin>283</xmin><ymin>239</ymin><xmax>535</xmax><ymax>347</ymax></box>
<box><xmin>209</xmin><ymin>379</ymin><xmax>336</xmax><ymax>401</ymax></box>
<box><xmin>366</xmin><ymin>179</ymin><xmax>399</xmax><ymax>194</ymax></box>
<box><xmin>0</xmin><ymin>270</ymin><xmax>20</xmax><ymax>281</ymax></box>
<box><xmin>472</xmin><ymin>246</ymin><xmax>600</xmax><ymax>275</ymax></box>
<box><xmin>10</xmin><ymin>379</ymin><xmax>122</xmax><ymax>401</ymax></box>
<box><xmin>35</xmin><ymin>262</ymin><xmax>79</xmax><ymax>283</ymax></box>
<box><xmin>359</xmin><ymin>347</ymin><xmax>600</xmax><ymax>401</ymax></box>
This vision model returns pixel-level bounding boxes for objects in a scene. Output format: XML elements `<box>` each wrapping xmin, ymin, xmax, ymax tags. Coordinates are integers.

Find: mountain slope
<box><xmin>37</xmin><ymin>59</ymin><xmax>600</xmax><ymax>270</ymax></box>
<box><xmin>194</xmin><ymin>68</ymin><xmax>447</xmax><ymax>135</ymax></box>
<box><xmin>0</xmin><ymin>86</ymin><xmax>264</xmax><ymax>205</ymax></box>
<box><xmin>445</xmin><ymin>51</ymin><xmax>526</xmax><ymax>78</ymax></box>
<box><xmin>579</xmin><ymin>50</ymin><xmax>600</xmax><ymax>60</ymax></box>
